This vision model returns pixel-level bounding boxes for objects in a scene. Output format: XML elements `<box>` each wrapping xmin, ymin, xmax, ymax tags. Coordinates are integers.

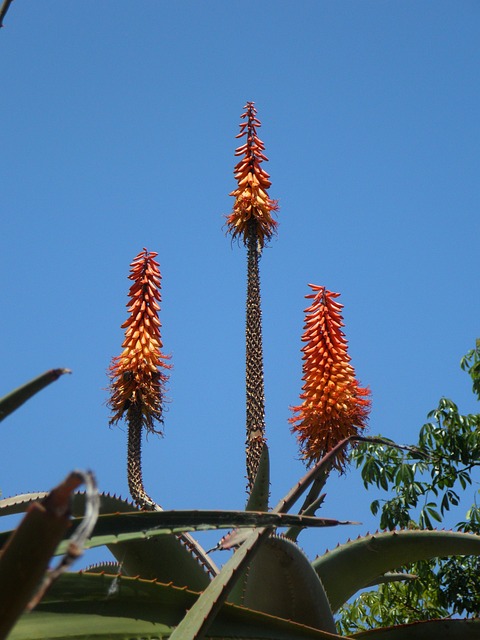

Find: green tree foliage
<box><xmin>338</xmin><ymin>340</ymin><xmax>480</xmax><ymax>634</ymax></box>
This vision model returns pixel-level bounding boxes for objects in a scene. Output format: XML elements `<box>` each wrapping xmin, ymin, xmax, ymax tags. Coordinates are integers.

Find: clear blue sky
<box><xmin>1</xmin><ymin>2</ymin><xmax>479</xmax><ymax>565</ymax></box>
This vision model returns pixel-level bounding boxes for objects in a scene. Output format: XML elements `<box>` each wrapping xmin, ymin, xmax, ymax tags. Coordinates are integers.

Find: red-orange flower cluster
<box><xmin>290</xmin><ymin>284</ymin><xmax>371</xmax><ymax>468</ymax></box>
<box><xmin>226</xmin><ymin>102</ymin><xmax>278</xmax><ymax>248</ymax></box>
<box><xmin>108</xmin><ymin>248</ymin><xmax>171</xmax><ymax>434</ymax></box>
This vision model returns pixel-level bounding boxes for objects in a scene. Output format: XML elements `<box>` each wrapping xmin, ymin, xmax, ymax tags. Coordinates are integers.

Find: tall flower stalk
<box><xmin>226</xmin><ymin>102</ymin><xmax>278</xmax><ymax>492</ymax></box>
<box><xmin>290</xmin><ymin>284</ymin><xmax>371</xmax><ymax>469</ymax></box>
<box><xmin>108</xmin><ymin>248</ymin><xmax>171</xmax><ymax>510</ymax></box>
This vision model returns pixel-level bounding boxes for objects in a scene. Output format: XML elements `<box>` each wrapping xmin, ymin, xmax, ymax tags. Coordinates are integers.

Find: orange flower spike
<box><xmin>226</xmin><ymin>102</ymin><xmax>278</xmax><ymax>248</ymax></box>
<box><xmin>290</xmin><ymin>285</ymin><xmax>371</xmax><ymax>469</ymax></box>
<box><xmin>108</xmin><ymin>248</ymin><xmax>171</xmax><ymax>435</ymax></box>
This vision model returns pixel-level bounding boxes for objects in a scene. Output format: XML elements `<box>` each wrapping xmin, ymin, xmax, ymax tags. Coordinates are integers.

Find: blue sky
<box><xmin>1</xmin><ymin>2</ymin><xmax>479</xmax><ymax>565</ymax></box>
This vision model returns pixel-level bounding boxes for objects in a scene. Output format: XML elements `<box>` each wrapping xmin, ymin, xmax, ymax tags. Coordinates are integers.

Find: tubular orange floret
<box><xmin>108</xmin><ymin>248</ymin><xmax>171</xmax><ymax>435</ymax></box>
<box><xmin>226</xmin><ymin>102</ymin><xmax>278</xmax><ymax>248</ymax></box>
<box><xmin>289</xmin><ymin>285</ymin><xmax>371</xmax><ymax>469</ymax></box>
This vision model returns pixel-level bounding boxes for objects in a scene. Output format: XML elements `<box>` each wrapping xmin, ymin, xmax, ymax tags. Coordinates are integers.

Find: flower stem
<box><xmin>127</xmin><ymin>403</ymin><xmax>160</xmax><ymax>511</ymax></box>
<box><xmin>245</xmin><ymin>221</ymin><xmax>266</xmax><ymax>492</ymax></box>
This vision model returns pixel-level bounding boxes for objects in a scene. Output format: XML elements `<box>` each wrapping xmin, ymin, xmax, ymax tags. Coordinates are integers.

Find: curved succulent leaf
<box><xmin>168</xmin><ymin>517</ymin><xmax>344</xmax><ymax>638</ymax></box>
<box><xmin>273</xmin><ymin>438</ymin><xmax>353</xmax><ymax>514</ymax></box>
<box><xmin>88</xmin><ymin>510</ymin><xmax>357</xmax><ymax>537</ymax></box>
<box><xmin>0</xmin><ymin>493</ymin><xmax>49</xmax><ymax>514</ymax></box>
<box><xmin>0</xmin><ymin>369</ymin><xmax>70</xmax><ymax>423</ymax></box>
<box><xmin>0</xmin><ymin>491</ymin><xmax>136</xmax><ymax>518</ymax></box>
<box><xmin>351</xmin><ymin>618</ymin><xmax>480</xmax><ymax>639</ymax></box>
<box><xmin>169</xmin><ymin>527</ymin><xmax>272</xmax><ymax>640</ymax></box>
<box><xmin>10</xmin><ymin>571</ymin><xmax>344</xmax><ymax>640</ymax></box>
<box><xmin>362</xmin><ymin>572</ymin><xmax>417</xmax><ymax>588</ymax></box>
<box><xmin>274</xmin><ymin>436</ymin><xmax>413</xmax><ymax>517</ymax></box>
<box><xmin>0</xmin><ymin>493</ymin><xmax>221</xmax><ymax>588</ymax></box>
<box><xmin>0</xmin><ymin>509</ymin><xmax>357</xmax><ymax>557</ymax></box>
<box><xmin>109</xmin><ymin>534</ymin><xmax>215</xmax><ymax>591</ymax></box>
<box><xmin>245</xmin><ymin>443</ymin><xmax>270</xmax><ymax>512</ymax></box>
<box><xmin>0</xmin><ymin>509</ymin><xmax>357</xmax><ymax>559</ymax></box>
<box><xmin>313</xmin><ymin>529</ymin><xmax>480</xmax><ymax>612</ymax></box>
<box><xmin>0</xmin><ymin>494</ymin><xmax>217</xmax><ymax>590</ymax></box>
<box><xmin>228</xmin><ymin>536</ymin><xmax>336</xmax><ymax>633</ymax></box>
<box><xmin>10</xmin><ymin>611</ymin><xmax>173</xmax><ymax>640</ymax></box>
<box><xmin>81</xmin><ymin>561</ymin><xmax>123</xmax><ymax>574</ymax></box>
<box><xmin>285</xmin><ymin>492</ymin><xmax>326</xmax><ymax>542</ymax></box>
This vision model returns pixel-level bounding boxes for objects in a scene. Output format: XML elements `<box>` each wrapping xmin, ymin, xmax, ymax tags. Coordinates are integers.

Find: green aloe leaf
<box><xmin>109</xmin><ymin>534</ymin><xmax>215</xmax><ymax>591</ymax></box>
<box><xmin>285</xmin><ymin>493</ymin><xmax>326</xmax><ymax>542</ymax></box>
<box><xmin>363</xmin><ymin>572</ymin><xmax>417</xmax><ymax>588</ymax></box>
<box><xmin>164</xmin><ymin>443</ymin><xmax>354</xmax><ymax>640</ymax></box>
<box><xmin>11</xmin><ymin>572</ymin><xmax>190</xmax><ymax>640</ymax></box>
<box><xmin>165</xmin><ymin>442</ymin><xmax>364</xmax><ymax>640</ymax></box>
<box><xmin>0</xmin><ymin>508</ymin><xmax>356</xmax><ymax>556</ymax></box>
<box><xmin>10</xmin><ymin>612</ymin><xmax>173</xmax><ymax>640</ymax></box>
<box><xmin>0</xmin><ymin>509</ymin><xmax>356</xmax><ymax>556</ymax></box>
<box><xmin>10</xmin><ymin>572</ymin><xmax>343</xmax><ymax>640</ymax></box>
<box><xmin>82</xmin><ymin>508</ymin><xmax>351</xmax><ymax>590</ymax></box>
<box><xmin>273</xmin><ymin>436</ymin><xmax>388</xmax><ymax>516</ymax></box>
<box><xmin>351</xmin><ymin>618</ymin><xmax>480</xmax><ymax>639</ymax></box>
<box><xmin>313</xmin><ymin>529</ymin><xmax>480</xmax><ymax>612</ymax></box>
<box><xmin>273</xmin><ymin>438</ymin><xmax>352</xmax><ymax>515</ymax></box>
<box><xmin>0</xmin><ymin>493</ymin><xmax>49</xmax><ymax>514</ymax></box>
<box><xmin>228</xmin><ymin>536</ymin><xmax>336</xmax><ymax>634</ymax></box>
<box><xmin>0</xmin><ymin>493</ymin><xmax>217</xmax><ymax>591</ymax></box>
<box><xmin>245</xmin><ymin>443</ymin><xmax>270</xmax><ymax>512</ymax></box>
<box><xmin>275</xmin><ymin>436</ymin><xmax>413</xmax><ymax>517</ymax></box>
<box><xmin>91</xmin><ymin>509</ymin><xmax>356</xmax><ymax>537</ymax></box>
<box><xmin>0</xmin><ymin>369</ymin><xmax>71</xmax><ymax>422</ymax></box>
<box><xmin>168</xmin><ymin>527</ymin><xmax>271</xmax><ymax>640</ymax></box>
<box><xmin>0</xmin><ymin>491</ymin><xmax>136</xmax><ymax>518</ymax></box>
<box><xmin>81</xmin><ymin>561</ymin><xmax>123</xmax><ymax>574</ymax></box>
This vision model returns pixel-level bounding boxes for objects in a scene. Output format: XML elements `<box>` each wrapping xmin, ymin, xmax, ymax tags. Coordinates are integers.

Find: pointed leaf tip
<box><xmin>0</xmin><ymin>368</ymin><xmax>72</xmax><ymax>423</ymax></box>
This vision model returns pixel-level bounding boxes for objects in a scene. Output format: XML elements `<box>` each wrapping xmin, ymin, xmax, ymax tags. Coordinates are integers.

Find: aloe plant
<box><xmin>1</xmin><ymin>104</ymin><xmax>479</xmax><ymax>640</ymax></box>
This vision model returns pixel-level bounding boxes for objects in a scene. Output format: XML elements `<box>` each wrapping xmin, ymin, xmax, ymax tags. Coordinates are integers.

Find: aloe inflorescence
<box><xmin>226</xmin><ymin>101</ymin><xmax>279</xmax><ymax>248</ymax></box>
<box><xmin>290</xmin><ymin>284</ymin><xmax>371</xmax><ymax>469</ymax></box>
<box><xmin>108</xmin><ymin>248</ymin><xmax>171</xmax><ymax>509</ymax></box>
<box><xmin>226</xmin><ymin>102</ymin><xmax>279</xmax><ymax>493</ymax></box>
